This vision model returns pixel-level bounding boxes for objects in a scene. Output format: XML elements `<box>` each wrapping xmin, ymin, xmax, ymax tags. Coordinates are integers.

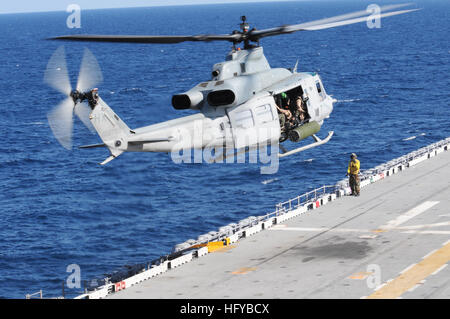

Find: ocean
<box><xmin>0</xmin><ymin>0</ymin><xmax>449</xmax><ymax>298</ymax></box>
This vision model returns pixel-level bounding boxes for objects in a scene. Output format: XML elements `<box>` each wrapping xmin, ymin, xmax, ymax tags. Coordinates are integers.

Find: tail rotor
<box><xmin>44</xmin><ymin>46</ymin><xmax>103</xmax><ymax>149</ymax></box>
<box><xmin>46</xmin><ymin>97</ymin><xmax>75</xmax><ymax>150</ymax></box>
<box><xmin>76</xmin><ymin>47</ymin><xmax>103</xmax><ymax>93</ymax></box>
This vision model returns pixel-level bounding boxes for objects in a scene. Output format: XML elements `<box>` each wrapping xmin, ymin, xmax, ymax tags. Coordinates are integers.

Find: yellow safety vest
<box><xmin>348</xmin><ymin>159</ymin><xmax>360</xmax><ymax>175</ymax></box>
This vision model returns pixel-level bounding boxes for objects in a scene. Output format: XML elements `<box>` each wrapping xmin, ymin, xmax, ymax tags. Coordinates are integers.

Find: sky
<box><xmin>0</xmin><ymin>0</ymin><xmax>298</xmax><ymax>14</ymax></box>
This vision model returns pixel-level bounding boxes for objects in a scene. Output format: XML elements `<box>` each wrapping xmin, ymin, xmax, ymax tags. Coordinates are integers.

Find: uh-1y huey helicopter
<box><xmin>45</xmin><ymin>4</ymin><xmax>418</xmax><ymax>165</ymax></box>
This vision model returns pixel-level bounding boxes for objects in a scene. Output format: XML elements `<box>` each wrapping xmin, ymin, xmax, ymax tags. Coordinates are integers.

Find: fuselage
<box><xmin>98</xmin><ymin>47</ymin><xmax>334</xmax><ymax>155</ymax></box>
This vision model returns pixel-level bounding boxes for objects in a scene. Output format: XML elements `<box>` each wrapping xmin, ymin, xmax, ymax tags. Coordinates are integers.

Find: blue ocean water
<box><xmin>0</xmin><ymin>0</ymin><xmax>449</xmax><ymax>298</ymax></box>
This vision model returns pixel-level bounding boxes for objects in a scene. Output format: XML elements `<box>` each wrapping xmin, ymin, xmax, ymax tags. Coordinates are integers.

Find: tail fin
<box><xmin>89</xmin><ymin>97</ymin><xmax>130</xmax><ymax>164</ymax></box>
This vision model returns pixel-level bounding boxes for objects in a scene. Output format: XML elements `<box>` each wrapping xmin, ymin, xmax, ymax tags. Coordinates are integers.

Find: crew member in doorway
<box><xmin>347</xmin><ymin>153</ymin><xmax>360</xmax><ymax>196</ymax></box>
<box><xmin>291</xmin><ymin>95</ymin><xmax>306</xmax><ymax>123</ymax></box>
<box><xmin>276</xmin><ymin>92</ymin><xmax>296</xmax><ymax>131</ymax></box>
<box><xmin>280</xmin><ymin>92</ymin><xmax>290</xmax><ymax>109</ymax></box>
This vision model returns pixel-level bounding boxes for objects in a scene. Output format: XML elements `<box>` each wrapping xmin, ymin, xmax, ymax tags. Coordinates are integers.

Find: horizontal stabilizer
<box><xmin>128</xmin><ymin>137</ymin><xmax>173</xmax><ymax>144</ymax></box>
<box><xmin>79</xmin><ymin>143</ymin><xmax>106</xmax><ymax>149</ymax></box>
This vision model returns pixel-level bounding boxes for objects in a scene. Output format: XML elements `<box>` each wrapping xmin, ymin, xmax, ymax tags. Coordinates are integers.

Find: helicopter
<box><xmin>45</xmin><ymin>3</ymin><xmax>418</xmax><ymax>166</ymax></box>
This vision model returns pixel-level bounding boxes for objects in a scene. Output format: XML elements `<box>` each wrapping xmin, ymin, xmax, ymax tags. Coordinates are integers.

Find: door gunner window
<box><xmin>234</xmin><ymin>110</ymin><xmax>254</xmax><ymax>129</ymax></box>
<box><xmin>255</xmin><ymin>104</ymin><xmax>274</xmax><ymax>124</ymax></box>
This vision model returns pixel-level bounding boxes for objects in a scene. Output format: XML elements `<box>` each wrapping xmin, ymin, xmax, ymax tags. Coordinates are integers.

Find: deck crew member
<box><xmin>347</xmin><ymin>153</ymin><xmax>360</xmax><ymax>196</ymax></box>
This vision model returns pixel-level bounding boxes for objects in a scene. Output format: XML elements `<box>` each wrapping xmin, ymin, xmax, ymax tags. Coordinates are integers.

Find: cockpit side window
<box><xmin>316</xmin><ymin>81</ymin><xmax>326</xmax><ymax>101</ymax></box>
<box><xmin>316</xmin><ymin>81</ymin><xmax>322</xmax><ymax>93</ymax></box>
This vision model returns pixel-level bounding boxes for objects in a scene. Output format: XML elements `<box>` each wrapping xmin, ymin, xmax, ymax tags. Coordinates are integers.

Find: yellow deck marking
<box><xmin>348</xmin><ymin>272</ymin><xmax>373</xmax><ymax>280</ymax></box>
<box><xmin>371</xmin><ymin>229</ymin><xmax>387</xmax><ymax>233</ymax></box>
<box><xmin>232</xmin><ymin>267</ymin><xmax>257</xmax><ymax>275</ymax></box>
<box><xmin>206</xmin><ymin>241</ymin><xmax>226</xmax><ymax>253</ymax></box>
<box><xmin>367</xmin><ymin>242</ymin><xmax>450</xmax><ymax>299</ymax></box>
<box><xmin>212</xmin><ymin>245</ymin><xmax>236</xmax><ymax>253</ymax></box>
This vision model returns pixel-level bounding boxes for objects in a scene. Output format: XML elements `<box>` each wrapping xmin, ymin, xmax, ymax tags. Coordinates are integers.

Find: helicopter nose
<box><xmin>328</xmin><ymin>95</ymin><xmax>337</xmax><ymax>103</ymax></box>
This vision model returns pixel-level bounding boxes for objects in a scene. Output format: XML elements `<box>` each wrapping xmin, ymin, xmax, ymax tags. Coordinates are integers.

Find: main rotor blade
<box><xmin>74</xmin><ymin>102</ymin><xmax>96</xmax><ymax>133</ymax></box>
<box><xmin>49</xmin><ymin>34</ymin><xmax>241</xmax><ymax>44</ymax></box>
<box><xmin>47</xmin><ymin>4</ymin><xmax>418</xmax><ymax>47</ymax></box>
<box><xmin>47</xmin><ymin>97</ymin><xmax>74</xmax><ymax>150</ymax></box>
<box><xmin>300</xmin><ymin>8</ymin><xmax>420</xmax><ymax>31</ymax></box>
<box><xmin>290</xmin><ymin>3</ymin><xmax>412</xmax><ymax>29</ymax></box>
<box><xmin>76</xmin><ymin>48</ymin><xmax>103</xmax><ymax>92</ymax></box>
<box><xmin>44</xmin><ymin>46</ymin><xmax>72</xmax><ymax>96</ymax></box>
<box><xmin>248</xmin><ymin>4</ymin><xmax>419</xmax><ymax>40</ymax></box>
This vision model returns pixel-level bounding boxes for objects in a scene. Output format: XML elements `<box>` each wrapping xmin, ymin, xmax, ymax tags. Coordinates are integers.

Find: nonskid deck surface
<box><xmin>109</xmin><ymin>149</ymin><xmax>450</xmax><ymax>299</ymax></box>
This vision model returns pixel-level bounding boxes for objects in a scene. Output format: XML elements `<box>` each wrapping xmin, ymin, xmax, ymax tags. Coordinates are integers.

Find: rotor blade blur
<box><xmin>47</xmin><ymin>97</ymin><xmax>74</xmax><ymax>150</ymax></box>
<box><xmin>48</xmin><ymin>4</ymin><xmax>416</xmax><ymax>46</ymax></box>
<box><xmin>288</xmin><ymin>3</ymin><xmax>413</xmax><ymax>29</ymax></box>
<box><xmin>248</xmin><ymin>4</ymin><xmax>417</xmax><ymax>40</ymax></box>
<box><xmin>49</xmin><ymin>34</ymin><xmax>241</xmax><ymax>44</ymax></box>
<box><xmin>74</xmin><ymin>102</ymin><xmax>95</xmax><ymax>133</ymax></box>
<box><xmin>44</xmin><ymin>46</ymin><xmax>72</xmax><ymax>96</ymax></box>
<box><xmin>301</xmin><ymin>8</ymin><xmax>420</xmax><ymax>31</ymax></box>
<box><xmin>76</xmin><ymin>48</ymin><xmax>103</xmax><ymax>92</ymax></box>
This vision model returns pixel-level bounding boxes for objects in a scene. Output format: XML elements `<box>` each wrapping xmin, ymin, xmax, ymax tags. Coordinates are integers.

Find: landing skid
<box><xmin>278</xmin><ymin>131</ymin><xmax>334</xmax><ymax>158</ymax></box>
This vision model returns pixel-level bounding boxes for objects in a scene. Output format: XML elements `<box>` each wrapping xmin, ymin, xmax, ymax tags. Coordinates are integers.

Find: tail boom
<box><xmin>89</xmin><ymin>97</ymin><xmax>130</xmax><ymax>163</ymax></box>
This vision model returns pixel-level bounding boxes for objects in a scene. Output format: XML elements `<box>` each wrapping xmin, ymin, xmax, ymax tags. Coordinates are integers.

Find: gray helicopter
<box><xmin>45</xmin><ymin>4</ymin><xmax>418</xmax><ymax>165</ymax></box>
